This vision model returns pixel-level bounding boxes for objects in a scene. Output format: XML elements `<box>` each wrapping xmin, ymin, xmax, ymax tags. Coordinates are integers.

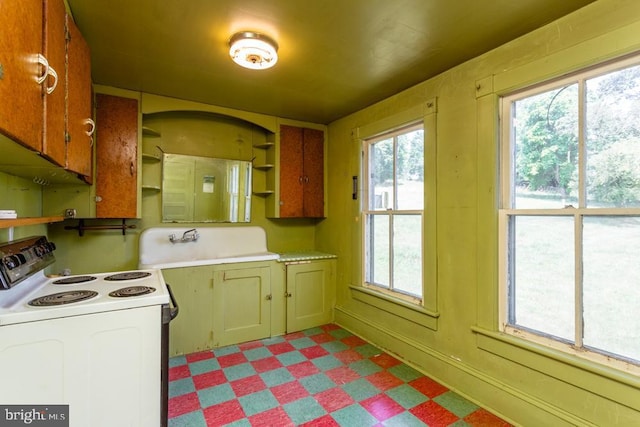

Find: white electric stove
<box><xmin>0</xmin><ymin>236</ymin><xmax>178</xmax><ymax>427</ymax></box>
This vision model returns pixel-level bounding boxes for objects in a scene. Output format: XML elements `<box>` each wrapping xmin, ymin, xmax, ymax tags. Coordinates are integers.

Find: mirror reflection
<box><xmin>162</xmin><ymin>153</ymin><xmax>252</xmax><ymax>223</ymax></box>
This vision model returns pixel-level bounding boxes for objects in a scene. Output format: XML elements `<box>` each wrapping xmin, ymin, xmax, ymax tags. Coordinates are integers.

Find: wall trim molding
<box><xmin>349</xmin><ymin>285</ymin><xmax>438</xmax><ymax>330</ymax></box>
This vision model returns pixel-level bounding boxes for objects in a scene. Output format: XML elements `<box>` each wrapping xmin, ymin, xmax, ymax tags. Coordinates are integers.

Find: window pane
<box><xmin>512</xmin><ymin>85</ymin><xmax>579</xmax><ymax>209</ymax></box>
<box><xmin>369</xmin><ymin>138</ymin><xmax>394</xmax><ymax>210</ymax></box>
<box><xmin>392</xmin><ymin>215</ymin><xmax>422</xmax><ymax>296</ymax></box>
<box><xmin>586</xmin><ymin>65</ymin><xmax>640</xmax><ymax>208</ymax></box>
<box><xmin>367</xmin><ymin>214</ymin><xmax>390</xmax><ymax>287</ymax></box>
<box><xmin>396</xmin><ymin>130</ymin><xmax>424</xmax><ymax>210</ymax></box>
<box><xmin>510</xmin><ymin>216</ymin><xmax>574</xmax><ymax>341</ymax></box>
<box><xmin>583</xmin><ymin>216</ymin><xmax>640</xmax><ymax>361</ymax></box>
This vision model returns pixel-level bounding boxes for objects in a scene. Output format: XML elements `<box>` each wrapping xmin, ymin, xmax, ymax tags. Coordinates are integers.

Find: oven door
<box><xmin>161</xmin><ymin>283</ymin><xmax>179</xmax><ymax>427</ymax></box>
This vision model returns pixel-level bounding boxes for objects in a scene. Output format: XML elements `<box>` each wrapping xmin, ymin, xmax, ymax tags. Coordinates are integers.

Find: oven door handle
<box><xmin>166</xmin><ymin>283</ymin><xmax>179</xmax><ymax>321</ymax></box>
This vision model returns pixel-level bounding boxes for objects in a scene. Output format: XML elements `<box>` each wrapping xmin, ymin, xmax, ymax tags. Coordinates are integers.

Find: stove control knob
<box><xmin>2</xmin><ymin>255</ymin><xmax>24</xmax><ymax>270</ymax></box>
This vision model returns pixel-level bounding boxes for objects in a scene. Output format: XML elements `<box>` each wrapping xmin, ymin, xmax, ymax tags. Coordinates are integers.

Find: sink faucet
<box><xmin>169</xmin><ymin>229</ymin><xmax>199</xmax><ymax>243</ymax></box>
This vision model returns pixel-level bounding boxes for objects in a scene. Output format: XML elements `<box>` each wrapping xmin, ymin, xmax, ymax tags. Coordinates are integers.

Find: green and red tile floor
<box><xmin>168</xmin><ymin>324</ymin><xmax>512</xmax><ymax>426</ymax></box>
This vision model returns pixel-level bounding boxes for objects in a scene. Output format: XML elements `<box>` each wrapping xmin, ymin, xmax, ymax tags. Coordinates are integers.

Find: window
<box><xmin>363</xmin><ymin>123</ymin><xmax>424</xmax><ymax>301</ymax></box>
<box><xmin>500</xmin><ymin>55</ymin><xmax>640</xmax><ymax>370</ymax></box>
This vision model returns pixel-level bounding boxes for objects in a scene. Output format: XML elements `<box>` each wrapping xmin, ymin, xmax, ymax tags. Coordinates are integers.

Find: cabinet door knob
<box><xmin>130</xmin><ymin>162</ymin><xmax>134</xmax><ymax>176</ymax></box>
<box><xmin>35</xmin><ymin>54</ymin><xmax>49</xmax><ymax>85</ymax></box>
<box><xmin>83</xmin><ymin>119</ymin><xmax>96</xmax><ymax>147</ymax></box>
<box><xmin>83</xmin><ymin>118</ymin><xmax>95</xmax><ymax>136</ymax></box>
<box><xmin>285</xmin><ymin>292</ymin><xmax>292</xmax><ymax>298</ymax></box>
<box><xmin>266</xmin><ymin>294</ymin><xmax>273</xmax><ymax>300</ymax></box>
<box><xmin>45</xmin><ymin>65</ymin><xmax>58</xmax><ymax>94</ymax></box>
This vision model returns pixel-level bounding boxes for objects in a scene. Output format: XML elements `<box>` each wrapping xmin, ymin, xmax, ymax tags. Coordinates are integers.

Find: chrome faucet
<box><xmin>169</xmin><ymin>229</ymin><xmax>199</xmax><ymax>243</ymax></box>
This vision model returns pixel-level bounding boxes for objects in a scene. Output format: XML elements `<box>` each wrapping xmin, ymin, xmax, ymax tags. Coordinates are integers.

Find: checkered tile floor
<box><xmin>168</xmin><ymin>324</ymin><xmax>511</xmax><ymax>426</ymax></box>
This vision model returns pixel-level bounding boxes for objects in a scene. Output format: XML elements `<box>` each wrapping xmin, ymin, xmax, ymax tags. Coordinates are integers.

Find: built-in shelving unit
<box><xmin>141</xmin><ymin>123</ymin><xmax>163</xmax><ymax>193</ymax></box>
<box><xmin>251</xmin><ymin>135</ymin><xmax>276</xmax><ymax>197</ymax></box>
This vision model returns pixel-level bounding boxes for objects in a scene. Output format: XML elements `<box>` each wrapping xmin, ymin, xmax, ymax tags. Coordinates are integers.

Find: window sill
<box><xmin>471</xmin><ymin>326</ymin><xmax>640</xmax><ymax>412</ymax></box>
<box><xmin>350</xmin><ymin>285</ymin><xmax>439</xmax><ymax>330</ymax></box>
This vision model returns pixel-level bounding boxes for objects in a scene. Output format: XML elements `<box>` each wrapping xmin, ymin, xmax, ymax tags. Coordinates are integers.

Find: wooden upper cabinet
<box><xmin>301</xmin><ymin>128</ymin><xmax>324</xmax><ymax>218</ymax></box>
<box><xmin>279</xmin><ymin>125</ymin><xmax>305</xmax><ymax>217</ymax></box>
<box><xmin>41</xmin><ymin>0</ymin><xmax>66</xmax><ymax>168</ymax></box>
<box><xmin>279</xmin><ymin>124</ymin><xmax>325</xmax><ymax>218</ymax></box>
<box><xmin>0</xmin><ymin>0</ymin><xmax>45</xmax><ymax>151</ymax></box>
<box><xmin>65</xmin><ymin>14</ymin><xmax>93</xmax><ymax>182</ymax></box>
<box><xmin>95</xmin><ymin>94</ymin><xmax>139</xmax><ymax>219</ymax></box>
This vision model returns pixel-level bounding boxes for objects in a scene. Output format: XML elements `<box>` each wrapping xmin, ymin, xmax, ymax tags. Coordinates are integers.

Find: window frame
<box><xmin>362</xmin><ymin>122</ymin><xmax>425</xmax><ymax>303</ymax></box>
<box><xmin>498</xmin><ymin>53</ymin><xmax>640</xmax><ymax>374</ymax></box>
<box><xmin>350</xmin><ymin>100</ymin><xmax>438</xmax><ymax>330</ymax></box>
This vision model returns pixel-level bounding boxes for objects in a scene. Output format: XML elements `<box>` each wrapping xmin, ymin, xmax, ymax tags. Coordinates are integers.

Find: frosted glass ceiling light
<box><xmin>229</xmin><ymin>31</ymin><xmax>278</xmax><ymax>70</ymax></box>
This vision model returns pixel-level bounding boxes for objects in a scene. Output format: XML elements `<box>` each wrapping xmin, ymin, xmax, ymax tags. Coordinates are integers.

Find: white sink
<box><xmin>138</xmin><ymin>226</ymin><xmax>279</xmax><ymax>269</ymax></box>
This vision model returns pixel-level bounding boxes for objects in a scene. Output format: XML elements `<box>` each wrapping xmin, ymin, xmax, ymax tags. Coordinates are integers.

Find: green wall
<box><xmin>0</xmin><ymin>172</ymin><xmax>47</xmax><ymax>243</ymax></box>
<box><xmin>317</xmin><ymin>0</ymin><xmax>640</xmax><ymax>425</ymax></box>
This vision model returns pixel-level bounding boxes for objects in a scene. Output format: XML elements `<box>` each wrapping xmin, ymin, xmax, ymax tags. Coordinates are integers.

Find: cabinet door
<box><xmin>286</xmin><ymin>260</ymin><xmax>334</xmax><ymax>332</ymax></box>
<box><xmin>41</xmin><ymin>0</ymin><xmax>66</xmax><ymax>168</ymax></box>
<box><xmin>0</xmin><ymin>0</ymin><xmax>44</xmax><ymax>151</ymax></box>
<box><xmin>213</xmin><ymin>267</ymin><xmax>271</xmax><ymax>346</ymax></box>
<box><xmin>65</xmin><ymin>14</ymin><xmax>93</xmax><ymax>182</ymax></box>
<box><xmin>302</xmin><ymin>128</ymin><xmax>324</xmax><ymax>217</ymax></box>
<box><xmin>95</xmin><ymin>94</ymin><xmax>139</xmax><ymax>218</ymax></box>
<box><xmin>279</xmin><ymin>124</ymin><xmax>304</xmax><ymax>217</ymax></box>
<box><xmin>162</xmin><ymin>268</ymin><xmax>214</xmax><ymax>356</ymax></box>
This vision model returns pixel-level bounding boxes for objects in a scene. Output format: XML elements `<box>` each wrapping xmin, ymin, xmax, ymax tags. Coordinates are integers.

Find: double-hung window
<box><xmin>363</xmin><ymin>123</ymin><xmax>424</xmax><ymax>301</ymax></box>
<box><xmin>500</xmin><ymin>54</ymin><xmax>640</xmax><ymax>371</ymax></box>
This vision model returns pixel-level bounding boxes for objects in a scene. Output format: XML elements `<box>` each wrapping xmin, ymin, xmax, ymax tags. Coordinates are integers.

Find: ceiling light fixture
<box><xmin>228</xmin><ymin>31</ymin><xmax>278</xmax><ymax>70</ymax></box>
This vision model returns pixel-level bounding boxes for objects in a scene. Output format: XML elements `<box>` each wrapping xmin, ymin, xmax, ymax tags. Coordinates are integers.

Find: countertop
<box><xmin>277</xmin><ymin>251</ymin><xmax>337</xmax><ymax>263</ymax></box>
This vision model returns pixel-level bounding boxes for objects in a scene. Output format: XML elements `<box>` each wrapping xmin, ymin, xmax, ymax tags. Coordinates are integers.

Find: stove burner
<box><xmin>104</xmin><ymin>272</ymin><xmax>152</xmax><ymax>281</ymax></box>
<box><xmin>28</xmin><ymin>290</ymin><xmax>99</xmax><ymax>306</ymax></box>
<box><xmin>52</xmin><ymin>275</ymin><xmax>97</xmax><ymax>285</ymax></box>
<box><xmin>109</xmin><ymin>286</ymin><xmax>156</xmax><ymax>298</ymax></box>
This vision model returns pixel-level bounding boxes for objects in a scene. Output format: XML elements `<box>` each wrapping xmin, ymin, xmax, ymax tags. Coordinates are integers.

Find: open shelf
<box><xmin>142</xmin><ymin>153</ymin><xmax>161</xmax><ymax>161</ymax></box>
<box><xmin>252</xmin><ymin>190</ymin><xmax>274</xmax><ymax>196</ymax></box>
<box><xmin>253</xmin><ymin>142</ymin><xmax>275</xmax><ymax>149</ymax></box>
<box><xmin>142</xmin><ymin>126</ymin><xmax>161</xmax><ymax>137</ymax></box>
<box><xmin>0</xmin><ymin>216</ymin><xmax>64</xmax><ymax>229</ymax></box>
<box><xmin>253</xmin><ymin>164</ymin><xmax>274</xmax><ymax>170</ymax></box>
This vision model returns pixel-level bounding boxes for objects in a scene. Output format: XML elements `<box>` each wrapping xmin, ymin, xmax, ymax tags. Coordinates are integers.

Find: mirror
<box><xmin>162</xmin><ymin>153</ymin><xmax>252</xmax><ymax>223</ymax></box>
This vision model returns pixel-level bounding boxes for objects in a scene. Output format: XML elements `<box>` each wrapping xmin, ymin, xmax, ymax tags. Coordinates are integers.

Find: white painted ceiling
<box><xmin>67</xmin><ymin>0</ymin><xmax>595</xmax><ymax>124</ymax></box>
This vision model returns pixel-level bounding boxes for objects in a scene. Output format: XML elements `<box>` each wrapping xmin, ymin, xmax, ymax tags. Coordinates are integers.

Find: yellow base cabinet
<box><xmin>161</xmin><ymin>267</ymin><xmax>215</xmax><ymax>357</ymax></box>
<box><xmin>212</xmin><ymin>266</ymin><xmax>272</xmax><ymax>347</ymax></box>
<box><xmin>284</xmin><ymin>258</ymin><xmax>336</xmax><ymax>333</ymax></box>
<box><xmin>160</xmin><ymin>257</ymin><xmax>334</xmax><ymax>356</ymax></box>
